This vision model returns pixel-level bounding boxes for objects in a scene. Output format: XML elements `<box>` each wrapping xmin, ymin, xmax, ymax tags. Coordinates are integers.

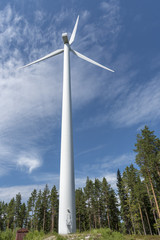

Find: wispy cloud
<box><xmin>0</xmin><ymin>5</ymin><xmax>64</xmax><ymax>176</ymax></box>
<box><xmin>111</xmin><ymin>74</ymin><xmax>160</xmax><ymax>127</ymax></box>
<box><xmin>75</xmin><ymin>152</ymin><xmax>135</xmax><ymax>190</ymax></box>
<box><xmin>0</xmin><ymin>184</ymin><xmax>44</xmax><ymax>202</ymax></box>
<box><xmin>17</xmin><ymin>153</ymin><xmax>42</xmax><ymax>173</ymax></box>
<box><xmin>100</xmin><ymin>153</ymin><xmax>135</xmax><ymax>169</ymax></box>
<box><xmin>100</xmin><ymin>0</ymin><xmax>121</xmax><ymax>40</ymax></box>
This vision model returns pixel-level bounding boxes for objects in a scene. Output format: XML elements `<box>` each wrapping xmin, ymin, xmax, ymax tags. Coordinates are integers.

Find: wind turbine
<box><xmin>20</xmin><ymin>16</ymin><xmax>114</xmax><ymax>234</ymax></box>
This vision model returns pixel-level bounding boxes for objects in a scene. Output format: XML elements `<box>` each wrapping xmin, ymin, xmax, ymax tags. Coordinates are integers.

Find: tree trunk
<box><xmin>51</xmin><ymin>207</ymin><xmax>55</xmax><ymax>232</ymax></box>
<box><xmin>107</xmin><ymin>210</ymin><xmax>110</xmax><ymax>229</ymax></box>
<box><xmin>89</xmin><ymin>214</ymin><xmax>91</xmax><ymax>230</ymax></box>
<box><xmin>128</xmin><ymin>198</ymin><xmax>135</xmax><ymax>234</ymax></box>
<box><xmin>144</xmin><ymin>207</ymin><xmax>152</xmax><ymax>235</ymax></box>
<box><xmin>79</xmin><ymin>214</ymin><xmax>80</xmax><ymax>232</ymax></box>
<box><xmin>138</xmin><ymin>203</ymin><xmax>146</xmax><ymax>235</ymax></box>
<box><xmin>43</xmin><ymin>209</ymin><xmax>45</xmax><ymax>231</ymax></box>
<box><xmin>98</xmin><ymin>212</ymin><xmax>101</xmax><ymax>228</ymax></box>
<box><xmin>94</xmin><ymin>213</ymin><xmax>97</xmax><ymax>229</ymax></box>
<box><xmin>156</xmin><ymin>166</ymin><xmax>160</xmax><ymax>177</ymax></box>
<box><xmin>148</xmin><ymin>171</ymin><xmax>160</xmax><ymax>218</ymax></box>
<box><xmin>146</xmin><ymin>183</ymin><xmax>160</xmax><ymax>235</ymax></box>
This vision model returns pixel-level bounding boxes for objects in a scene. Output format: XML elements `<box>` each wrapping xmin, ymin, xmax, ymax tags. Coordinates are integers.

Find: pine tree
<box><xmin>34</xmin><ymin>190</ymin><xmax>43</xmax><ymax>231</ymax></box>
<box><xmin>20</xmin><ymin>203</ymin><xmax>27</xmax><ymax>228</ymax></box>
<box><xmin>76</xmin><ymin>188</ymin><xmax>87</xmax><ymax>232</ymax></box>
<box><xmin>84</xmin><ymin>177</ymin><xmax>94</xmax><ymax>230</ymax></box>
<box><xmin>134</xmin><ymin>126</ymin><xmax>160</xmax><ymax>219</ymax></box>
<box><xmin>108</xmin><ymin>188</ymin><xmax>120</xmax><ymax>231</ymax></box>
<box><xmin>0</xmin><ymin>201</ymin><xmax>7</xmax><ymax>231</ymax></box>
<box><xmin>42</xmin><ymin>184</ymin><xmax>50</xmax><ymax>232</ymax></box>
<box><xmin>6</xmin><ymin>198</ymin><xmax>15</xmax><ymax>229</ymax></box>
<box><xmin>93</xmin><ymin>178</ymin><xmax>102</xmax><ymax>228</ymax></box>
<box><xmin>101</xmin><ymin>177</ymin><xmax>111</xmax><ymax>229</ymax></box>
<box><xmin>117</xmin><ymin>169</ymin><xmax>132</xmax><ymax>234</ymax></box>
<box><xmin>15</xmin><ymin>193</ymin><xmax>22</xmax><ymax>228</ymax></box>
<box><xmin>50</xmin><ymin>185</ymin><xmax>58</xmax><ymax>232</ymax></box>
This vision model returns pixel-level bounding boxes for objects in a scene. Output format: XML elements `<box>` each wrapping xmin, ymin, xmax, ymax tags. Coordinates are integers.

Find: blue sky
<box><xmin>0</xmin><ymin>0</ymin><xmax>160</xmax><ymax>202</ymax></box>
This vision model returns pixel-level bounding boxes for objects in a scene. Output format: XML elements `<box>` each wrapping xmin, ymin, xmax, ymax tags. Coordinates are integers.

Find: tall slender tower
<box><xmin>58</xmin><ymin>33</ymin><xmax>76</xmax><ymax>234</ymax></box>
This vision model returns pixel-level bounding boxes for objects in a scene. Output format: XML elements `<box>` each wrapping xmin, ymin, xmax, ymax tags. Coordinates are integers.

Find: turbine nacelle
<box><xmin>62</xmin><ymin>33</ymin><xmax>69</xmax><ymax>44</ymax></box>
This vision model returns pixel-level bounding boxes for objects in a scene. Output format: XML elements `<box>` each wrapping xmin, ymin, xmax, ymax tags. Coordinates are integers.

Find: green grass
<box><xmin>1</xmin><ymin>228</ymin><xmax>159</xmax><ymax>240</ymax></box>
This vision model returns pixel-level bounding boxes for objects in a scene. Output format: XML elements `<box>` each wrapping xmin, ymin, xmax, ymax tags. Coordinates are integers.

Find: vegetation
<box><xmin>0</xmin><ymin>126</ymin><xmax>160</xmax><ymax>239</ymax></box>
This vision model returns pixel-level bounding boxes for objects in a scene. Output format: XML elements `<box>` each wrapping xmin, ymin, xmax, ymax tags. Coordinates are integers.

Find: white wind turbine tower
<box><xmin>20</xmin><ymin>16</ymin><xmax>114</xmax><ymax>234</ymax></box>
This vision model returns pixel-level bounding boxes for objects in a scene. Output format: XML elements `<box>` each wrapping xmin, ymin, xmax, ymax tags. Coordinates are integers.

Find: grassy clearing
<box><xmin>25</xmin><ymin>229</ymin><xmax>160</xmax><ymax>240</ymax></box>
<box><xmin>1</xmin><ymin>228</ymin><xmax>159</xmax><ymax>240</ymax></box>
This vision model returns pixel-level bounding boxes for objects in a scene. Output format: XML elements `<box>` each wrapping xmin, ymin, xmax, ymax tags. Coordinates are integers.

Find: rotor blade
<box><xmin>71</xmin><ymin>49</ymin><xmax>114</xmax><ymax>72</ymax></box>
<box><xmin>69</xmin><ymin>16</ymin><xmax>79</xmax><ymax>45</ymax></box>
<box><xmin>19</xmin><ymin>49</ymin><xmax>64</xmax><ymax>69</ymax></box>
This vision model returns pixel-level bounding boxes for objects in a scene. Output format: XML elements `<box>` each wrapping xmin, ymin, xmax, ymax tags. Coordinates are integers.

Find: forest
<box><xmin>0</xmin><ymin>126</ymin><xmax>160</xmax><ymax>238</ymax></box>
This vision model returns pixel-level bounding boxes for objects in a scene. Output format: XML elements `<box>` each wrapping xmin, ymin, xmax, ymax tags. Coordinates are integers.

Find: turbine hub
<box><xmin>62</xmin><ymin>33</ymin><xmax>69</xmax><ymax>44</ymax></box>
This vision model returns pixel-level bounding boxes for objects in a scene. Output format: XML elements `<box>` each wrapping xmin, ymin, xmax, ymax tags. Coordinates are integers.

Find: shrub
<box><xmin>98</xmin><ymin>228</ymin><xmax>124</xmax><ymax>240</ymax></box>
<box><xmin>24</xmin><ymin>230</ymin><xmax>45</xmax><ymax>240</ymax></box>
<box><xmin>0</xmin><ymin>229</ymin><xmax>16</xmax><ymax>240</ymax></box>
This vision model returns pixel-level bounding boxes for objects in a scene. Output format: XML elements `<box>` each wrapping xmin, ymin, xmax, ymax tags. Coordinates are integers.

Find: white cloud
<box><xmin>112</xmin><ymin>75</ymin><xmax>160</xmax><ymax>126</ymax></box>
<box><xmin>101</xmin><ymin>153</ymin><xmax>135</xmax><ymax>169</ymax></box>
<box><xmin>32</xmin><ymin>173</ymin><xmax>59</xmax><ymax>184</ymax></box>
<box><xmin>75</xmin><ymin>173</ymin><xmax>117</xmax><ymax>190</ymax></box>
<box><xmin>75</xmin><ymin>152</ymin><xmax>135</xmax><ymax>190</ymax></box>
<box><xmin>17</xmin><ymin>153</ymin><xmax>42</xmax><ymax>173</ymax></box>
<box><xmin>0</xmin><ymin>184</ymin><xmax>44</xmax><ymax>203</ymax></box>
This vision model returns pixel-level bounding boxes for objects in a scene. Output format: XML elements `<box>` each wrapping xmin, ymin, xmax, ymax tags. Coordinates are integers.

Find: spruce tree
<box><xmin>50</xmin><ymin>185</ymin><xmax>59</xmax><ymax>232</ymax></box>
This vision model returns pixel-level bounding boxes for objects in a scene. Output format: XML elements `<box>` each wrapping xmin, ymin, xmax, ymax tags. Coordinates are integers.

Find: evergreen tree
<box><xmin>117</xmin><ymin>169</ymin><xmax>132</xmax><ymax>234</ymax></box>
<box><xmin>0</xmin><ymin>201</ymin><xmax>7</xmax><ymax>231</ymax></box>
<box><xmin>93</xmin><ymin>178</ymin><xmax>102</xmax><ymax>228</ymax></box>
<box><xmin>84</xmin><ymin>177</ymin><xmax>94</xmax><ymax>229</ymax></box>
<box><xmin>34</xmin><ymin>190</ymin><xmax>43</xmax><ymax>231</ymax></box>
<box><xmin>76</xmin><ymin>188</ymin><xmax>87</xmax><ymax>232</ymax></box>
<box><xmin>108</xmin><ymin>188</ymin><xmax>120</xmax><ymax>231</ymax></box>
<box><xmin>134</xmin><ymin>126</ymin><xmax>160</xmax><ymax>219</ymax></box>
<box><xmin>42</xmin><ymin>184</ymin><xmax>50</xmax><ymax>232</ymax></box>
<box><xmin>20</xmin><ymin>203</ymin><xmax>27</xmax><ymax>228</ymax></box>
<box><xmin>101</xmin><ymin>177</ymin><xmax>111</xmax><ymax>229</ymax></box>
<box><xmin>15</xmin><ymin>193</ymin><xmax>22</xmax><ymax>228</ymax></box>
<box><xmin>50</xmin><ymin>185</ymin><xmax>59</xmax><ymax>232</ymax></box>
<box><xmin>6</xmin><ymin>198</ymin><xmax>15</xmax><ymax>229</ymax></box>
<box><xmin>27</xmin><ymin>189</ymin><xmax>37</xmax><ymax>229</ymax></box>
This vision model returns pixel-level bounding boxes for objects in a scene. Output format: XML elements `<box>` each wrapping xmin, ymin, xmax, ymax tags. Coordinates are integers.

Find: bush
<box><xmin>24</xmin><ymin>230</ymin><xmax>45</xmax><ymax>240</ymax></box>
<box><xmin>97</xmin><ymin>228</ymin><xmax>124</xmax><ymax>240</ymax></box>
<box><xmin>0</xmin><ymin>229</ymin><xmax>16</xmax><ymax>240</ymax></box>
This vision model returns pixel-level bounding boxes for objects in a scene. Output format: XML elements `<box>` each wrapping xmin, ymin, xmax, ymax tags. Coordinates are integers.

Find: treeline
<box><xmin>0</xmin><ymin>185</ymin><xmax>59</xmax><ymax>233</ymax></box>
<box><xmin>0</xmin><ymin>180</ymin><xmax>119</xmax><ymax>233</ymax></box>
<box><xmin>0</xmin><ymin>126</ymin><xmax>160</xmax><ymax>235</ymax></box>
